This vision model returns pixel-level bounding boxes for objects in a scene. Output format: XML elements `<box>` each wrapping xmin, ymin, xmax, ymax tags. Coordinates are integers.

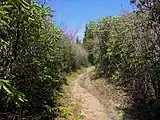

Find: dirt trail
<box><xmin>71</xmin><ymin>67</ymin><xmax>106</xmax><ymax>120</ymax></box>
<box><xmin>71</xmin><ymin>67</ymin><xmax>119</xmax><ymax>120</ymax></box>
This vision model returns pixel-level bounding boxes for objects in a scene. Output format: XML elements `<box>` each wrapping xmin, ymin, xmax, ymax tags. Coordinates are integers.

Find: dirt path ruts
<box><xmin>71</xmin><ymin>67</ymin><xmax>107</xmax><ymax>120</ymax></box>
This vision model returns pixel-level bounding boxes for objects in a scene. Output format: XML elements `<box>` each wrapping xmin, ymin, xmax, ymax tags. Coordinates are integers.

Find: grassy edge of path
<box><xmin>56</xmin><ymin>67</ymin><xmax>88</xmax><ymax>120</ymax></box>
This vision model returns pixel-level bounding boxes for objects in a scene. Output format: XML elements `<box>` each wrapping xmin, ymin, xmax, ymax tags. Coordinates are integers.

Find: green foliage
<box><xmin>0</xmin><ymin>79</ymin><xmax>27</xmax><ymax>106</ymax></box>
<box><xmin>71</xmin><ymin>44</ymin><xmax>89</xmax><ymax>69</ymax></box>
<box><xmin>84</xmin><ymin>11</ymin><xmax>160</xmax><ymax>119</ymax></box>
<box><xmin>83</xmin><ymin>21</ymin><xmax>99</xmax><ymax>65</ymax></box>
<box><xmin>0</xmin><ymin>0</ymin><xmax>88</xmax><ymax>119</ymax></box>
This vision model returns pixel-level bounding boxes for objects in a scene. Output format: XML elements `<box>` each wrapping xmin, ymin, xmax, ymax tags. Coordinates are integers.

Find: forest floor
<box><xmin>58</xmin><ymin>67</ymin><xmax>132</xmax><ymax>120</ymax></box>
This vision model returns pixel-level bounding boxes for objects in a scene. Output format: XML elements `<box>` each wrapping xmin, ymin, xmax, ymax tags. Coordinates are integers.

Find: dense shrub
<box><xmin>0</xmin><ymin>0</ymin><xmax>88</xmax><ymax>119</ymax></box>
<box><xmin>83</xmin><ymin>21</ymin><xmax>99</xmax><ymax>65</ymax></box>
<box><xmin>84</xmin><ymin>11</ymin><xmax>160</xmax><ymax>119</ymax></box>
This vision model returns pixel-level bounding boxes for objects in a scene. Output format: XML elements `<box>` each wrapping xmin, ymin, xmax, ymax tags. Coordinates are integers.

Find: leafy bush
<box><xmin>84</xmin><ymin>11</ymin><xmax>160</xmax><ymax>119</ymax></box>
<box><xmin>0</xmin><ymin>0</ymin><xmax>88</xmax><ymax>119</ymax></box>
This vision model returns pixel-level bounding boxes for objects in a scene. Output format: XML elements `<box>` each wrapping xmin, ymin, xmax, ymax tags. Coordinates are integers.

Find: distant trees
<box><xmin>76</xmin><ymin>36</ymin><xmax>81</xmax><ymax>44</ymax></box>
<box><xmin>83</xmin><ymin>22</ymin><xmax>99</xmax><ymax>65</ymax></box>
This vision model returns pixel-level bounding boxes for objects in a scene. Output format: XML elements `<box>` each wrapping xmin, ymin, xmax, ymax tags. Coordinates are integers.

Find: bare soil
<box><xmin>71</xmin><ymin>67</ymin><xmax>106</xmax><ymax>120</ymax></box>
<box><xmin>69</xmin><ymin>67</ymin><xmax>132</xmax><ymax>120</ymax></box>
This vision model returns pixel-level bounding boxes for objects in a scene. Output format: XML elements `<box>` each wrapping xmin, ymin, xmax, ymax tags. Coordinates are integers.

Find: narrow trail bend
<box><xmin>71</xmin><ymin>67</ymin><xmax>106</xmax><ymax>120</ymax></box>
<box><xmin>71</xmin><ymin>67</ymin><xmax>120</xmax><ymax>120</ymax></box>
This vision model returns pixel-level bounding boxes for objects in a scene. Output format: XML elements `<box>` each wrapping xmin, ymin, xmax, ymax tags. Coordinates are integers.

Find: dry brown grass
<box><xmin>90</xmin><ymin>75</ymin><xmax>133</xmax><ymax>120</ymax></box>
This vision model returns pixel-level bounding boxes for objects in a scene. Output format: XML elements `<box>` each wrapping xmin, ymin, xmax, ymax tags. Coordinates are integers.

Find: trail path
<box><xmin>71</xmin><ymin>67</ymin><xmax>118</xmax><ymax>120</ymax></box>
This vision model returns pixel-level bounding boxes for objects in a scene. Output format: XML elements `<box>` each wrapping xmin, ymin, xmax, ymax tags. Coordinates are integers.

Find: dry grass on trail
<box><xmin>56</xmin><ymin>68</ymin><xmax>87</xmax><ymax>120</ymax></box>
<box><xmin>90</xmin><ymin>77</ymin><xmax>132</xmax><ymax>120</ymax></box>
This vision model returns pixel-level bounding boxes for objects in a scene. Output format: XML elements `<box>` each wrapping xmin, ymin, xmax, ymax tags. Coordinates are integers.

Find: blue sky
<box><xmin>48</xmin><ymin>0</ymin><xmax>133</xmax><ymax>39</ymax></box>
